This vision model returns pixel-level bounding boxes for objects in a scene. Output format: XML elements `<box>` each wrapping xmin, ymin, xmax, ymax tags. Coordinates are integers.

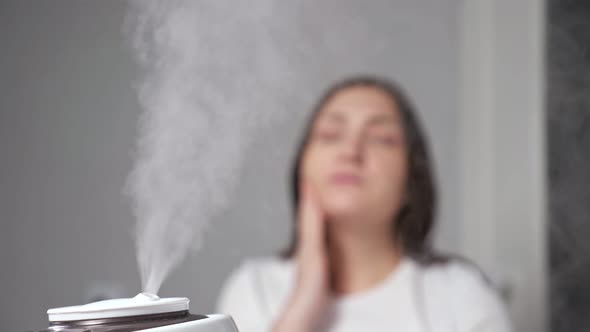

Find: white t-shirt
<box><xmin>217</xmin><ymin>256</ymin><xmax>512</xmax><ymax>332</ymax></box>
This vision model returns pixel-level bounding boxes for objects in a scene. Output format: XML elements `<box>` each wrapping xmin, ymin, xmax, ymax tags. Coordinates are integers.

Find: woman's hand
<box><xmin>273</xmin><ymin>180</ymin><xmax>330</xmax><ymax>332</ymax></box>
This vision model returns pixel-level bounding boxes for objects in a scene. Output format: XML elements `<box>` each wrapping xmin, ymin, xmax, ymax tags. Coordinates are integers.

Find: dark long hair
<box><xmin>282</xmin><ymin>75</ymin><xmax>445</xmax><ymax>264</ymax></box>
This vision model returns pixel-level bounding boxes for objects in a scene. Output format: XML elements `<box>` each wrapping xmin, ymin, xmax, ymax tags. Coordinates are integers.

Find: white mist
<box><xmin>124</xmin><ymin>0</ymin><xmax>297</xmax><ymax>294</ymax></box>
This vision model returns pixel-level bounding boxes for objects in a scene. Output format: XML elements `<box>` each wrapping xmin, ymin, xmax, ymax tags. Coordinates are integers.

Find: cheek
<box><xmin>300</xmin><ymin>145</ymin><xmax>329</xmax><ymax>184</ymax></box>
<box><xmin>368</xmin><ymin>151</ymin><xmax>408</xmax><ymax>196</ymax></box>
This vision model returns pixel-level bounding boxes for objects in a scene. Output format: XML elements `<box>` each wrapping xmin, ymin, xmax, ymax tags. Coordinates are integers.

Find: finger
<box><xmin>297</xmin><ymin>179</ymin><xmax>325</xmax><ymax>252</ymax></box>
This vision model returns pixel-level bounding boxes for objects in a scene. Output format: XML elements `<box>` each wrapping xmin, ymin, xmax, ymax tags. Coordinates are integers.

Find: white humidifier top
<box><xmin>47</xmin><ymin>292</ymin><xmax>189</xmax><ymax>322</ymax></box>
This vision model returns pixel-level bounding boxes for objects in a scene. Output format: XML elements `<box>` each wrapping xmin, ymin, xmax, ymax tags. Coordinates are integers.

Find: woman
<box><xmin>217</xmin><ymin>76</ymin><xmax>512</xmax><ymax>332</ymax></box>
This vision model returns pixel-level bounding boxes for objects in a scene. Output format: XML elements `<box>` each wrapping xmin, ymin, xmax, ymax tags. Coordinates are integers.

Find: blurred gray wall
<box><xmin>0</xmin><ymin>2</ymin><xmax>141</xmax><ymax>330</ymax></box>
<box><xmin>0</xmin><ymin>1</ymin><xmax>461</xmax><ymax>331</ymax></box>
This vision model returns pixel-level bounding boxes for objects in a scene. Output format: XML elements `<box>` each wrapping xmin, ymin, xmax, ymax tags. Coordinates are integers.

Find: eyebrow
<box><xmin>367</xmin><ymin>114</ymin><xmax>399</xmax><ymax>126</ymax></box>
<box><xmin>317</xmin><ymin>111</ymin><xmax>400</xmax><ymax>128</ymax></box>
<box><xmin>319</xmin><ymin>111</ymin><xmax>346</xmax><ymax>123</ymax></box>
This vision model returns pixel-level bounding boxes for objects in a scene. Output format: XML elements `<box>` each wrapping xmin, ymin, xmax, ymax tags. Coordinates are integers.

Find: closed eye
<box><xmin>370</xmin><ymin>134</ymin><xmax>399</xmax><ymax>146</ymax></box>
<box><xmin>316</xmin><ymin>130</ymin><xmax>342</xmax><ymax>142</ymax></box>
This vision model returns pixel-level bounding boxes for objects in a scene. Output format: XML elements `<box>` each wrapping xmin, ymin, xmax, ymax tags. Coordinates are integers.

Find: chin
<box><xmin>321</xmin><ymin>194</ymin><xmax>365</xmax><ymax>220</ymax></box>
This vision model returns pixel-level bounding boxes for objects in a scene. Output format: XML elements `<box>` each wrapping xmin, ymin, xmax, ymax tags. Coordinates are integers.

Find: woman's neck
<box><xmin>327</xmin><ymin>222</ymin><xmax>403</xmax><ymax>295</ymax></box>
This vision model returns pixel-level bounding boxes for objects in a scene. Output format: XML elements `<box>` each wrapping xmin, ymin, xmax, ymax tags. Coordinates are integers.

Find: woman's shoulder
<box><xmin>216</xmin><ymin>256</ymin><xmax>294</xmax><ymax>317</ymax></box>
<box><xmin>418</xmin><ymin>257</ymin><xmax>491</xmax><ymax>289</ymax></box>
<box><xmin>418</xmin><ymin>258</ymin><xmax>500</xmax><ymax>304</ymax></box>
<box><xmin>223</xmin><ymin>256</ymin><xmax>294</xmax><ymax>288</ymax></box>
<box><xmin>414</xmin><ymin>257</ymin><xmax>513</xmax><ymax>331</ymax></box>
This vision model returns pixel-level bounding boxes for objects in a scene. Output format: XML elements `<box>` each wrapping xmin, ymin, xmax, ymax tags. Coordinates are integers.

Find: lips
<box><xmin>330</xmin><ymin>172</ymin><xmax>362</xmax><ymax>185</ymax></box>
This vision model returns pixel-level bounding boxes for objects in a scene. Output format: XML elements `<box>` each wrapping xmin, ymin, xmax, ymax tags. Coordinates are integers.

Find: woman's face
<box><xmin>301</xmin><ymin>86</ymin><xmax>408</xmax><ymax>230</ymax></box>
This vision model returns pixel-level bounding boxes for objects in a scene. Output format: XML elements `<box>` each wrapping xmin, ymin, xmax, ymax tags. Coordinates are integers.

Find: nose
<box><xmin>337</xmin><ymin>134</ymin><xmax>364</xmax><ymax>164</ymax></box>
